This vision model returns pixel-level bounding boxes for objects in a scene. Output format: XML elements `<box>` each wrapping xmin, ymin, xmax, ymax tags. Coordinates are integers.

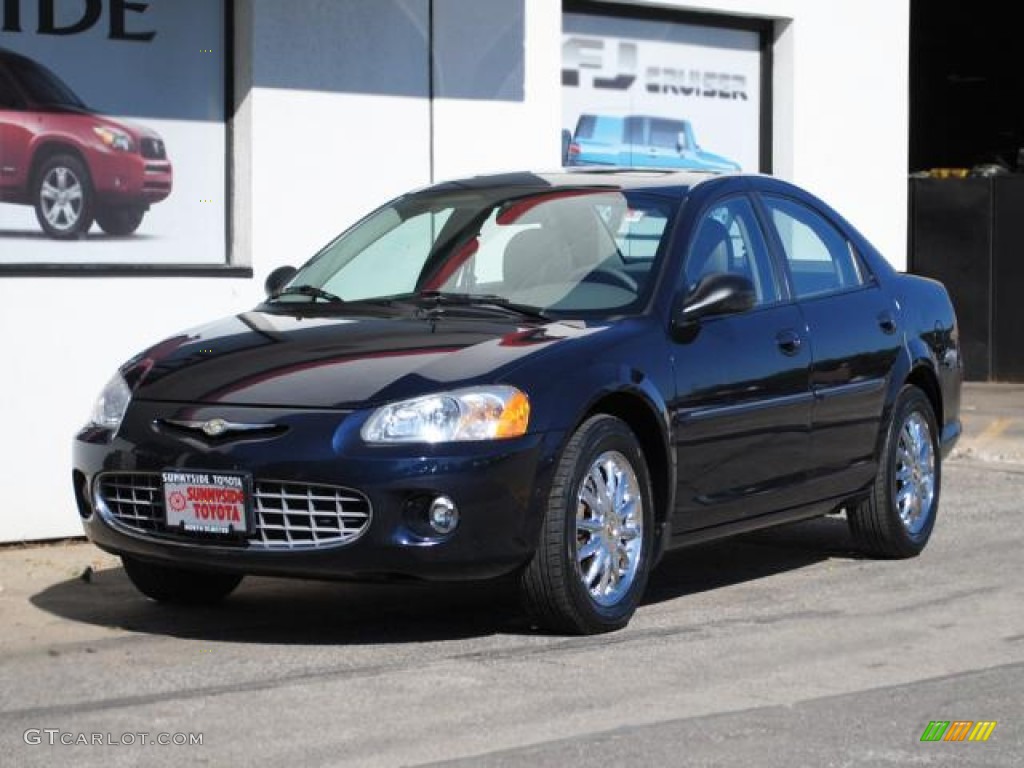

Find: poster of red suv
<box><xmin>0</xmin><ymin>48</ymin><xmax>173</xmax><ymax>239</ymax></box>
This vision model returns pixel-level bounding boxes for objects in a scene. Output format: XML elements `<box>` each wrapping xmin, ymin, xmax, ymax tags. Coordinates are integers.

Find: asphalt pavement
<box><xmin>0</xmin><ymin>383</ymin><xmax>1021</xmax><ymax>767</ymax></box>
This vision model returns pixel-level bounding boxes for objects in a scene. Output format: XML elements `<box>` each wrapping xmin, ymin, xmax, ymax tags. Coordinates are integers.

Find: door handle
<box><xmin>878</xmin><ymin>311</ymin><xmax>897</xmax><ymax>335</ymax></box>
<box><xmin>776</xmin><ymin>329</ymin><xmax>802</xmax><ymax>356</ymax></box>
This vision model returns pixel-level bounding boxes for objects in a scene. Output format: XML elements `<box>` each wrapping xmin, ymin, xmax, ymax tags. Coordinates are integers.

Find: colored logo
<box><xmin>920</xmin><ymin>721</ymin><xmax>997</xmax><ymax>742</ymax></box>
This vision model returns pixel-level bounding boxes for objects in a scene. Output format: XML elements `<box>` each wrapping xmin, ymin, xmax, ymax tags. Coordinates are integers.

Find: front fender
<box><xmin>532</xmin><ymin>360</ymin><xmax>677</xmax><ymax>563</ymax></box>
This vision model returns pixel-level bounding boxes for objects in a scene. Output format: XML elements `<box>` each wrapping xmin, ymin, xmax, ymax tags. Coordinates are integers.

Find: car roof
<box><xmin>428</xmin><ymin>168</ymin><xmax>727</xmax><ymax>199</ymax></box>
<box><xmin>580</xmin><ymin>114</ymin><xmax>690</xmax><ymax>123</ymax></box>
<box><xmin>0</xmin><ymin>47</ymin><xmax>28</xmax><ymax>62</ymax></box>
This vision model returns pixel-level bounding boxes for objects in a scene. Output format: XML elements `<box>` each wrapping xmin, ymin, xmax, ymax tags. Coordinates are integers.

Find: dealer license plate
<box><xmin>162</xmin><ymin>470</ymin><xmax>250</xmax><ymax>535</ymax></box>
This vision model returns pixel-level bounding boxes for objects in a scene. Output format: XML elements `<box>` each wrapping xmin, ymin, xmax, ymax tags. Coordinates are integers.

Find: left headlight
<box><xmin>89</xmin><ymin>372</ymin><xmax>132</xmax><ymax>432</ymax></box>
<box><xmin>93</xmin><ymin>125</ymin><xmax>134</xmax><ymax>152</ymax></box>
<box><xmin>361</xmin><ymin>386</ymin><xmax>530</xmax><ymax>444</ymax></box>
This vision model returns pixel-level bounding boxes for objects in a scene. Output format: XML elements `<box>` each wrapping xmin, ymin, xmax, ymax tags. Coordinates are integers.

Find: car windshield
<box><xmin>7</xmin><ymin>55</ymin><xmax>86</xmax><ymax>108</ymax></box>
<box><xmin>277</xmin><ymin>186</ymin><xmax>680</xmax><ymax>316</ymax></box>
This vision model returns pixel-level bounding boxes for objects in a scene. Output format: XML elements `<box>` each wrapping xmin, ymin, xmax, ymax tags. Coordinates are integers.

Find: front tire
<box><xmin>122</xmin><ymin>556</ymin><xmax>243</xmax><ymax>605</ymax></box>
<box><xmin>33</xmin><ymin>154</ymin><xmax>95</xmax><ymax>239</ymax></box>
<box><xmin>520</xmin><ymin>415</ymin><xmax>654</xmax><ymax>634</ymax></box>
<box><xmin>96</xmin><ymin>205</ymin><xmax>145</xmax><ymax>236</ymax></box>
<box><xmin>849</xmin><ymin>385</ymin><xmax>941</xmax><ymax>558</ymax></box>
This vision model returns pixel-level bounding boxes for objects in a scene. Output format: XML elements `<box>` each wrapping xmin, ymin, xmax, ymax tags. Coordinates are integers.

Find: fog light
<box><xmin>428</xmin><ymin>496</ymin><xmax>459</xmax><ymax>534</ymax></box>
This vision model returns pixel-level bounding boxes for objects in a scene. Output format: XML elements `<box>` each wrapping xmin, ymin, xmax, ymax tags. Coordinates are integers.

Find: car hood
<box><xmin>125</xmin><ymin>309</ymin><xmax>601</xmax><ymax>409</ymax></box>
<box><xmin>32</xmin><ymin>104</ymin><xmax>161</xmax><ymax>140</ymax></box>
<box><xmin>693</xmin><ymin>150</ymin><xmax>741</xmax><ymax>171</ymax></box>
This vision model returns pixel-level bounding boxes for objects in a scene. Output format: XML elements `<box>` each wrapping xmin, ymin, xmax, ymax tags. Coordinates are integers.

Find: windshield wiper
<box><xmin>271</xmin><ymin>285</ymin><xmax>344</xmax><ymax>303</ymax></box>
<box><xmin>414</xmin><ymin>291</ymin><xmax>550</xmax><ymax>321</ymax></box>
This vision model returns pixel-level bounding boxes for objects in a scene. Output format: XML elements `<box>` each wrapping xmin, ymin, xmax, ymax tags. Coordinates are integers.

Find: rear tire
<box><xmin>849</xmin><ymin>385</ymin><xmax>941</xmax><ymax>558</ymax></box>
<box><xmin>122</xmin><ymin>556</ymin><xmax>242</xmax><ymax>605</ymax></box>
<box><xmin>96</xmin><ymin>205</ymin><xmax>145</xmax><ymax>236</ymax></box>
<box><xmin>520</xmin><ymin>415</ymin><xmax>654</xmax><ymax>634</ymax></box>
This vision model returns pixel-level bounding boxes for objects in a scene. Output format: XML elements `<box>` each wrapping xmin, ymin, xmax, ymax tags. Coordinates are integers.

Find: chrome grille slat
<box><xmin>94</xmin><ymin>473</ymin><xmax>371</xmax><ymax>550</ymax></box>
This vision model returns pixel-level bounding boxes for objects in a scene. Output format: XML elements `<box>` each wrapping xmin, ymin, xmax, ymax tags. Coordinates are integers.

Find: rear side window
<box><xmin>762</xmin><ymin>195</ymin><xmax>864</xmax><ymax>298</ymax></box>
<box><xmin>577</xmin><ymin>114</ymin><xmax>621</xmax><ymax>144</ymax></box>
<box><xmin>574</xmin><ymin>114</ymin><xmax>596</xmax><ymax>139</ymax></box>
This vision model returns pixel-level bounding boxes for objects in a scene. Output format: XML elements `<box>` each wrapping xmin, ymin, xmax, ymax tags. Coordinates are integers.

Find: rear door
<box><xmin>670</xmin><ymin>194</ymin><xmax>814</xmax><ymax>533</ymax></box>
<box><xmin>758</xmin><ymin>193</ymin><xmax>901</xmax><ymax>500</ymax></box>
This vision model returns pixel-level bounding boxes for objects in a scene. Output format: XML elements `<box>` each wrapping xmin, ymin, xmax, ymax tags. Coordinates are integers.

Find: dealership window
<box><xmin>0</xmin><ymin>0</ymin><xmax>234</xmax><ymax>275</ymax></box>
<box><xmin>562</xmin><ymin>1</ymin><xmax>771</xmax><ymax>173</ymax></box>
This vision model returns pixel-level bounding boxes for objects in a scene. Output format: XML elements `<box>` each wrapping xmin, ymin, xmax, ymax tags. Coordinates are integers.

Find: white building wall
<box><xmin>0</xmin><ymin>0</ymin><xmax>909</xmax><ymax>542</ymax></box>
<box><xmin>621</xmin><ymin>0</ymin><xmax>911</xmax><ymax>263</ymax></box>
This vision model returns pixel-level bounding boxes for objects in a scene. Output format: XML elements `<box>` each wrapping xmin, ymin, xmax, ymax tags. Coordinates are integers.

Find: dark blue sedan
<box><xmin>73</xmin><ymin>170</ymin><xmax>962</xmax><ymax>634</ymax></box>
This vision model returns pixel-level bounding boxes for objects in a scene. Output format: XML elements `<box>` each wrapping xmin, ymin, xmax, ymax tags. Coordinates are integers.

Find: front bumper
<box><xmin>90</xmin><ymin>149</ymin><xmax>173</xmax><ymax>206</ymax></box>
<box><xmin>73</xmin><ymin>401</ymin><xmax>559</xmax><ymax>582</ymax></box>
<box><xmin>940</xmin><ymin>418</ymin><xmax>962</xmax><ymax>459</ymax></box>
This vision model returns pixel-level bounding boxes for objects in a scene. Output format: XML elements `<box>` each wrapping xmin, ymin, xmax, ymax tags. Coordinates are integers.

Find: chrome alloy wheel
<box><xmin>894</xmin><ymin>411</ymin><xmax>936</xmax><ymax>536</ymax></box>
<box><xmin>574</xmin><ymin>450</ymin><xmax>644</xmax><ymax>607</ymax></box>
<box><xmin>40</xmin><ymin>166</ymin><xmax>85</xmax><ymax>232</ymax></box>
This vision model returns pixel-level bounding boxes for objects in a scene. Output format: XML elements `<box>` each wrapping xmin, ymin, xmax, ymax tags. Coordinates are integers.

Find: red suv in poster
<box><xmin>0</xmin><ymin>48</ymin><xmax>173</xmax><ymax>239</ymax></box>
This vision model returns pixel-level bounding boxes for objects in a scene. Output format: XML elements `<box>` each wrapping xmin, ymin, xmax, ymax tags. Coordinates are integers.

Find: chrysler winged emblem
<box><xmin>160</xmin><ymin>418</ymin><xmax>278</xmax><ymax>438</ymax></box>
<box><xmin>201</xmin><ymin>418</ymin><xmax>229</xmax><ymax>437</ymax></box>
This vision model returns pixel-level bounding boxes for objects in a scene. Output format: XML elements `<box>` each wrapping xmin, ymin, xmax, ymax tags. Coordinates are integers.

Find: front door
<box><xmin>670</xmin><ymin>195</ymin><xmax>813</xmax><ymax>533</ymax></box>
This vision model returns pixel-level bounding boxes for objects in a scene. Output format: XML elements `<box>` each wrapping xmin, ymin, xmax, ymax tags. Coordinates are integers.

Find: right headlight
<box><xmin>89</xmin><ymin>372</ymin><xmax>132</xmax><ymax>433</ymax></box>
<box><xmin>361</xmin><ymin>386</ymin><xmax>530</xmax><ymax>444</ymax></box>
<box><xmin>93</xmin><ymin>125</ymin><xmax>134</xmax><ymax>152</ymax></box>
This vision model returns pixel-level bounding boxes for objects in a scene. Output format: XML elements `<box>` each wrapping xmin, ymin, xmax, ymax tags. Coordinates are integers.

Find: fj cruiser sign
<box><xmin>562</xmin><ymin>37</ymin><xmax>748</xmax><ymax>101</ymax></box>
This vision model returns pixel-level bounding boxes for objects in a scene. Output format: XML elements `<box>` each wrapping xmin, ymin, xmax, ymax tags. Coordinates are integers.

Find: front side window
<box><xmin>650</xmin><ymin>119</ymin><xmax>685</xmax><ymax>150</ymax></box>
<box><xmin>684</xmin><ymin>196</ymin><xmax>780</xmax><ymax>306</ymax></box>
<box><xmin>762</xmin><ymin>195</ymin><xmax>865</xmax><ymax>298</ymax></box>
<box><xmin>277</xmin><ymin>187</ymin><xmax>680</xmax><ymax>316</ymax></box>
<box><xmin>0</xmin><ymin>71</ymin><xmax>21</xmax><ymax>109</ymax></box>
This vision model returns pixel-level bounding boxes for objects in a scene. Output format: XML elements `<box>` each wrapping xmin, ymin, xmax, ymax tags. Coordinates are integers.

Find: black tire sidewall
<box><xmin>96</xmin><ymin>205</ymin><xmax>145</xmax><ymax>236</ymax></box>
<box><xmin>556</xmin><ymin>416</ymin><xmax>655</xmax><ymax>630</ymax></box>
<box><xmin>33</xmin><ymin>154</ymin><xmax>95</xmax><ymax>239</ymax></box>
<box><xmin>122</xmin><ymin>556</ymin><xmax>241</xmax><ymax>605</ymax></box>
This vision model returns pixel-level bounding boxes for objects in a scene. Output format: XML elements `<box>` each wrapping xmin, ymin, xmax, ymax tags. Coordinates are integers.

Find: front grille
<box><xmin>95</xmin><ymin>473</ymin><xmax>371</xmax><ymax>550</ymax></box>
<box><xmin>140</xmin><ymin>138</ymin><xmax>166</xmax><ymax>160</ymax></box>
<box><xmin>97</xmin><ymin>473</ymin><xmax>162</xmax><ymax>532</ymax></box>
<box><xmin>252</xmin><ymin>481</ymin><xmax>371</xmax><ymax>549</ymax></box>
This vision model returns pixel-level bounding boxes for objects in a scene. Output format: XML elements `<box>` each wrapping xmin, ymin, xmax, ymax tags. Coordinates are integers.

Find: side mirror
<box><xmin>676</xmin><ymin>131</ymin><xmax>688</xmax><ymax>152</ymax></box>
<box><xmin>264</xmin><ymin>265</ymin><xmax>297</xmax><ymax>297</ymax></box>
<box><xmin>675</xmin><ymin>273</ymin><xmax>756</xmax><ymax>326</ymax></box>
